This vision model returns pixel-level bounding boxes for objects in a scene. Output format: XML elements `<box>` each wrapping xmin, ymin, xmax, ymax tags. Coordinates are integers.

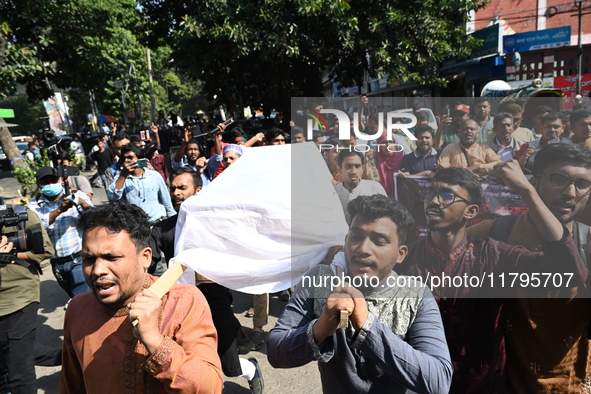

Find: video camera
<box><xmin>0</xmin><ymin>205</ymin><xmax>44</xmax><ymax>255</ymax></box>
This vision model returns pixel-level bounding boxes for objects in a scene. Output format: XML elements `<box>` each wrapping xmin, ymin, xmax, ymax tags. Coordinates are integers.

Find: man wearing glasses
<box><xmin>467</xmin><ymin>143</ymin><xmax>591</xmax><ymax>393</ymax></box>
<box><xmin>396</xmin><ymin>163</ymin><xmax>588</xmax><ymax>393</ymax></box>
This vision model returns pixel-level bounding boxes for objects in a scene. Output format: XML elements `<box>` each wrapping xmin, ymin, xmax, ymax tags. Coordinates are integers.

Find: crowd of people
<box><xmin>1</xmin><ymin>97</ymin><xmax>591</xmax><ymax>393</ymax></box>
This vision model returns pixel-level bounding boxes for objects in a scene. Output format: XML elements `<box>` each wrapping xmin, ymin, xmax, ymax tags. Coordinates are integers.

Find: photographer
<box><xmin>107</xmin><ymin>145</ymin><xmax>175</xmax><ymax>222</ymax></box>
<box><xmin>28</xmin><ymin>167</ymin><xmax>93</xmax><ymax>301</ymax></box>
<box><xmin>0</xmin><ymin>205</ymin><xmax>58</xmax><ymax>393</ymax></box>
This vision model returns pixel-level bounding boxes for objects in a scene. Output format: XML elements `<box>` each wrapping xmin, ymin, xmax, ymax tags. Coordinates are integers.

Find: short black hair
<box><xmin>170</xmin><ymin>167</ymin><xmax>203</xmax><ymax>189</ymax></box>
<box><xmin>533</xmin><ymin>105</ymin><xmax>552</xmax><ymax>117</ymax></box>
<box><xmin>291</xmin><ymin>126</ymin><xmax>304</xmax><ymax>136</ymax></box>
<box><xmin>414</xmin><ymin>124</ymin><xmax>435</xmax><ymax>137</ymax></box>
<box><xmin>347</xmin><ymin>195</ymin><xmax>415</xmax><ymax>245</ymax></box>
<box><xmin>28</xmin><ymin>141</ymin><xmax>37</xmax><ymax>148</ymax></box>
<box><xmin>312</xmin><ymin>131</ymin><xmax>324</xmax><ymax>142</ymax></box>
<box><xmin>415</xmin><ymin>111</ymin><xmax>430</xmax><ymax>123</ymax></box>
<box><xmin>473</xmin><ymin>97</ymin><xmax>491</xmax><ymax>106</ymax></box>
<box><xmin>540</xmin><ymin>112</ymin><xmax>561</xmax><ymax>125</ymax></box>
<box><xmin>324</xmin><ymin>136</ymin><xmax>344</xmax><ymax>147</ymax></box>
<box><xmin>533</xmin><ymin>143</ymin><xmax>591</xmax><ymax>176</ymax></box>
<box><xmin>77</xmin><ymin>202</ymin><xmax>151</xmax><ymax>251</ymax></box>
<box><xmin>264</xmin><ymin>127</ymin><xmax>284</xmax><ymax>142</ymax></box>
<box><xmin>113</xmin><ymin>133</ymin><xmax>130</xmax><ymax>143</ymax></box>
<box><xmin>432</xmin><ymin>168</ymin><xmax>483</xmax><ymax>207</ymax></box>
<box><xmin>129</xmin><ymin>134</ymin><xmax>141</xmax><ymax>143</ymax></box>
<box><xmin>493</xmin><ymin>112</ymin><xmax>513</xmax><ymax>128</ymax></box>
<box><xmin>570</xmin><ymin>110</ymin><xmax>591</xmax><ymax>126</ymax></box>
<box><xmin>338</xmin><ymin>149</ymin><xmax>364</xmax><ymax>167</ymax></box>
<box><xmin>120</xmin><ymin>144</ymin><xmax>145</xmax><ymax>160</ymax></box>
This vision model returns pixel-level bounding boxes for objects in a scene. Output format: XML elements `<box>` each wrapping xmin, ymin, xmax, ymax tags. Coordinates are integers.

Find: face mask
<box><xmin>41</xmin><ymin>183</ymin><xmax>63</xmax><ymax>197</ymax></box>
<box><xmin>31</xmin><ymin>148</ymin><xmax>40</xmax><ymax>155</ymax></box>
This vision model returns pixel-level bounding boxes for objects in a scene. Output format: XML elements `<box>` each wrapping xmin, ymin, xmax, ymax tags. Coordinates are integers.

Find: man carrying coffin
<box><xmin>59</xmin><ymin>202</ymin><xmax>222</xmax><ymax>393</ymax></box>
<box><xmin>267</xmin><ymin>195</ymin><xmax>453</xmax><ymax>393</ymax></box>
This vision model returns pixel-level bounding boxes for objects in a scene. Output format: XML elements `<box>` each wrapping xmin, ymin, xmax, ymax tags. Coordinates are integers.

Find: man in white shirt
<box><xmin>334</xmin><ymin>150</ymin><xmax>387</xmax><ymax>223</ymax></box>
<box><xmin>486</xmin><ymin>112</ymin><xmax>525</xmax><ymax>162</ymax></box>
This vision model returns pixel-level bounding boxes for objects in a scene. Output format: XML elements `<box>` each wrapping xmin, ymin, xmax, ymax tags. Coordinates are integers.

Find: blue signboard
<box><xmin>503</xmin><ymin>26</ymin><xmax>571</xmax><ymax>53</ymax></box>
<box><xmin>471</xmin><ymin>24</ymin><xmax>503</xmax><ymax>58</ymax></box>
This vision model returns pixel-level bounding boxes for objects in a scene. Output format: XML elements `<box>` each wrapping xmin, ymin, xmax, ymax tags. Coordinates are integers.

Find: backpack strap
<box><xmin>572</xmin><ymin>221</ymin><xmax>589</xmax><ymax>267</ymax></box>
<box><xmin>489</xmin><ymin>214</ymin><xmax>520</xmax><ymax>243</ymax></box>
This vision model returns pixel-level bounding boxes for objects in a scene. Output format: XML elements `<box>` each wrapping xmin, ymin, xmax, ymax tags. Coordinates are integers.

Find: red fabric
<box><xmin>150</xmin><ymin>153</ymin><xmax>168</xmax><ymax>181</ymax></box>
<box><xmin>211</xmin><ymin>143</ymin><xmax>229</xmax><ymax>179</ymax></box>
<box><xmin>375</xmin><ymin>134</ymin><xmax>403</xmax><ymax>197</ymax></box>
<box><xmin>398</xmin><ymin>231</ymin><xmax>586</xmax><ymax>393</ymax></box>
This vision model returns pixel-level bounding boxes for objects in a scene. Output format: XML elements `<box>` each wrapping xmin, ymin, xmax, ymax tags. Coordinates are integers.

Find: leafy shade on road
<box><xmin>141</xmin><ymin>0</ymin><xmax>485</xmax><ymax>109</ymax></box>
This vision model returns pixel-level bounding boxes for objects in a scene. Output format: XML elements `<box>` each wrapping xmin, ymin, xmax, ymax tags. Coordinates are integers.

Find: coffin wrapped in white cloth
<box><xmin>171</xmin><ymin>142</ymin><xmax>348</xmax><ymax>294</ymax></box>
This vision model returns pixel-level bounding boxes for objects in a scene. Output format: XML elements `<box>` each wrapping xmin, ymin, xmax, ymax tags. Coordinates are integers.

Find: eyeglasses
<box><xmin>537</xmin><ymin>173</ymin><xmax>591</xmax><ymax>195</ymax></box>
<box><xmin>420</xmin><ymin>190</ymin><xmax>472</xmax><ymax>206</ymax></box>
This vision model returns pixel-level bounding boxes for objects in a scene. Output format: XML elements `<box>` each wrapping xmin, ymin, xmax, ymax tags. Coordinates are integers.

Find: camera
<box><xmin>0</xmin><ymin>205</ymin><xmax>44</xmax><ymax>254</ymax></box>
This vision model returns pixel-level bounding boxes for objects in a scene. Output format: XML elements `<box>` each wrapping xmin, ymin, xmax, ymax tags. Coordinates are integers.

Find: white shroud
<box><xmin>171</xmin><ymin>142</ymin><xmax>348</xmax><ymax>294</ymax></box>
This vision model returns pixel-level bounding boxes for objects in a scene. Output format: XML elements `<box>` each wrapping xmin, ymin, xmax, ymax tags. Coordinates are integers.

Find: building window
<box><xmin>561</xmin><ymin>60</ymin><xmax>565</xmax><ymax>67</ymax></box>
<box><xmin>538</xmin><ymin>62</ymin><xmax>542</xmax><ymax>69</ymax></box>
<box><xmin>585</xmin><ymin>57</ymin><xmax>588</xmax><ymax>64</ymax></box>
<box><xmin>568</xmin><ymin>59</ymin><xmax>573</xmax><ymax>66</ymax></box>
<box><xmin>516</xmin><ymin>74</ymin><xmax>520</xmax><ymax>80</ymax></box>
<box><xmin>553</xmin><ymin>70</ymin><xmax>557</xmax><ymax>77</ymax></box>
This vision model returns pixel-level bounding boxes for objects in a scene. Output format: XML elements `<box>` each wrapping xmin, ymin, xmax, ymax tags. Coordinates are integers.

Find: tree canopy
<box><xmin>140</xmin><ymin>0</ymin><xmax>485</xmax><ymax>111</ymax></box>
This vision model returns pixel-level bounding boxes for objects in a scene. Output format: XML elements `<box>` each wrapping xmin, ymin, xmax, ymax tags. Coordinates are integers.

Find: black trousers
<box><xmin>0</xmin><ymin>303</ymin><xmax>38</xmax><ymax>394</ymax></box>
<box><xmin>0</xmin><ymin>302</ymin><xmax>61</xmax><ymax>394</ymax></box>
<box><xmin>199</xmin><ymin>283</ymin><xmax>245</xmax><ymax>377</ymax></box>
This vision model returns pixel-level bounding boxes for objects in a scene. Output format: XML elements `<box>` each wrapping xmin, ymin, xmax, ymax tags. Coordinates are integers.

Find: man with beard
<box><xmin>485</xmin><ymin>112</ymin><xmax>526</xmax><ymax>163</ymax></box>
<box><xmin>172</xmin><ymin>127</ymin><xmax>223</xmax><ymax>187</ymax></box>
<box><xmin>569</xmin><ymin>110</ymin><xmax>591</xmax><ymax>148</ymax></box>
<box><xmin>59</xmin><ymin>202</ymin><xmax>222</xmax><ymax>393</ymax></box>
<box><xmin>400</xmin><ymin>124</ymin><xmax>441</xmax><ymax>176</ymax></box>
<box><xmin>436</xmin><ymin>119</ymin><xmax>501</xmax><ymax>174</ymax></box>
<box><xmin>467</xmin><ymin>143</ymin><xmax>591</xmax><ymax>393</ymax></box>
<box><xmin>524</xmin><ymin>112</ymin><xmax>572</xmax><ymax>172</ymax></box>
<box><xmin>222</xmin><ymin>144</ymin><xmax>243</xmax><ymax>169</ymax></box>
<box><xmin>472</xmin><ymin>97</ymin><xmax>494</xmax><ymax>141</ymax></box>
<box><xmin>395</xmin><ymin>165</ymin><xmax>587</xmax><ymax>393</ymax></box>
<box><xmin>149</xmin><ymin>167</ymin><xmax>264</xmax><ymax>394</ymax></box>
<box><xmin>333</xmin><ymin>151</ymin><xmax>387</xmax><ymax>223</ymax></box>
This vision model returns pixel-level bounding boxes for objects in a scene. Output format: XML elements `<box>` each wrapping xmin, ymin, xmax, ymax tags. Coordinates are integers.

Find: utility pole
<box><xmin>576</xmin><ymin>0</ymin><xmax>584</xmax><ymax>95</ymax></box>
<box><xmin>145</xmin><ymin>47</ymin><xmax>156</xmax><ymax>124</ymax></box>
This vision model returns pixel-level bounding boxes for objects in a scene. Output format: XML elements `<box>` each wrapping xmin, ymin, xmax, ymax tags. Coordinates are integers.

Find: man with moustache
<box><xmin>467</xmin><ymin>143</ymin><xmax>591</xmax><ymax>393</ymax></box>
<box><xmin>59</xmin><ymin>202</ymin><xmax>222</xmax><ymax>393</ymax></box>
<box><xmin>400</xmin><ymin>124</ymin><xmax>441</xmax><ymax>176</ymax></box>
<box><xmin>524</xmin><ymin>112</ymin><xmax>572</xmax><ymax>172</ymax></box>
<box><xmin>436</xmin><ymin>119</ymin><xmax>501</xmax><ymax>174</ymax></box>
<box><xmin>172</xmin><ymin>127</ymin><xmax>223</xmax><ymax>187</ymax></box>
<box><xmin>395</xmin><ymin>165</ymin><xmax>588</xmax><ymax>393</ymax></box>
<box><xmin>485</xmin><ymin>112</ymin><xmax>526</xmax><ymax>163</ymax></box>
<box><xmin>569</xmin><ymin>110</ymin><xmax>591</xmax><ymax>148</ymax></box>
<box><xmin>333</xmin><ymin>150</ymin><xmax>387</xmax><ymax>223</ymax></box>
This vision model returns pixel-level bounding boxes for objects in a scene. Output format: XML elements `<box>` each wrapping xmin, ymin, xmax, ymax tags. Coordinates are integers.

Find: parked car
<box><xmin>0</xmin><ymin>142</ymin><xmax>33</xmax><ymax>170</ymax></box>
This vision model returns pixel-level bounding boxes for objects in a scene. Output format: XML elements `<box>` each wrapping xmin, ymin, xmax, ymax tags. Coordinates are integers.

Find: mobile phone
<box><xmin>136</xmin><ymin>158</ymin><xmax>148</xmax><ymax>168</ymax></box>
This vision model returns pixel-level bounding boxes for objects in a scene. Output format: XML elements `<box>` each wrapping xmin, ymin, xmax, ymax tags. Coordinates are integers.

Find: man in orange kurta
<box><xmin>59</xmin><ymin>202</ymin><xmax>222</xmax><ymax>394</ymax></box>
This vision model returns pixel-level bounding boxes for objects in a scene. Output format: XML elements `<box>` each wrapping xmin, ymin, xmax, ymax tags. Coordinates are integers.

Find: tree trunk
<box><xmin>0</xmin><ymin>118</ymin><xmax>28</xmax><ymax>170</ymax></box>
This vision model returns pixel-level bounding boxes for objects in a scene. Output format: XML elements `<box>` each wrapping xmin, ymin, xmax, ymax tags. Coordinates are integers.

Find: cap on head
<box><xmin>453</xmin><ymin>104</ymin><xmax>470</xmax><ymax>114</ymax></box>
<box><xmin>36</xmin><ymin>166</ymin><xmax>55</xmax><ymax>182</ymax></box>
<box><xmin>223</xmin><ymin>144</ymin><xmax>244</xmax><ymax>156</ymax></box>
